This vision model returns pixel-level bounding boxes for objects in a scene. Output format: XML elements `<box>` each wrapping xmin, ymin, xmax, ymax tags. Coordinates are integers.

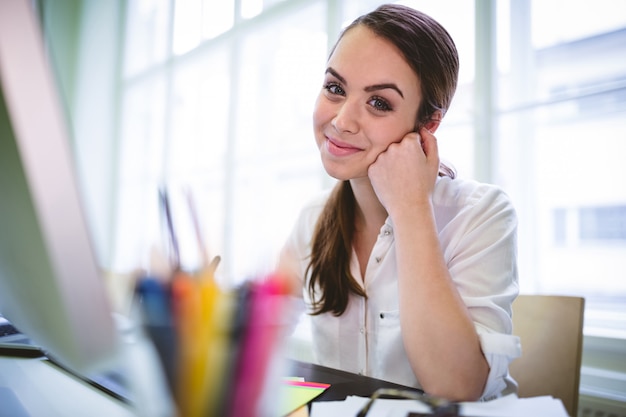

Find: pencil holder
<box><xmin>134</xmin><ymin>269</ymin><xmax>292</xmax><ymax>417</ymax></box>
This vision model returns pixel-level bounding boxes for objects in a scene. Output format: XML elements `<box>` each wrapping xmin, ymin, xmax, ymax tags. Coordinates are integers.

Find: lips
<box><xmin>325</xmin><ymin>136</ymin><xmax>363</xmax><ymax>157</ymax></box>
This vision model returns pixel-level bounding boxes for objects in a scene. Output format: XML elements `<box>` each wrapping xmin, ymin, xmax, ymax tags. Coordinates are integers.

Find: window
<box><xmin>114</xmin><ymin>1</ymin><xmax>327</xmax><ymax>280</ymax></box>
<box><xmin>111</xmin><ymin>0</ymin><xmax>625</xmax><ymax>338</ymax></box>
<box><xmin>495</xmin><ymin>0</ymin><xmax>626</xmax><ymax>337</ymax></box>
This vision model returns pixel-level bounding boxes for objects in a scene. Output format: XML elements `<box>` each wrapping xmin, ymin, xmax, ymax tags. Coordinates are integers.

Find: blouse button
<box><xmin>380</xmin><ymin>312</ymin><xmax>385</xmax><ymax>319</ymax></box>
<box><xmin>375</xmin><ymin>256</ymin><xmax>382</xmax><ymax>263</ymax></box>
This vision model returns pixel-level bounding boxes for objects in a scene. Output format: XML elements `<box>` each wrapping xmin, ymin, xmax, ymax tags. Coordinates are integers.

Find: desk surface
<box><xmin>1</xmin><ymin>355</ymin><xmax>570</xmax><ymax>417</ymax></box>
<box><xmin>288</xmin><ymin>359</ymin><xmax>422</xmax><ymax>402</ymax></box>
<box><xmin>0</xmin><ymin>356</ymin><xmax>135</xmax><ymax>417</ymax></box>
<box><xmin>0</xmin><ymin>355</ymin><xmax>420</xmax><ymax>417</ymax></box>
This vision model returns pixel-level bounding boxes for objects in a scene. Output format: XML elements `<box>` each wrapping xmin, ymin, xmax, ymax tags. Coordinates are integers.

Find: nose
<box><xmin>332</xmin><ymin>99</ymin><xmax>360</xmax><ymax>134</ymax></box>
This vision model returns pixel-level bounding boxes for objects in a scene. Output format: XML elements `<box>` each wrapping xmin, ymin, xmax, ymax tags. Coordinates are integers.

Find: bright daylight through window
<box><xmin>113</xmin><ymin>0</ymin><xmax>626</xmax><ymax>340</ymax></box>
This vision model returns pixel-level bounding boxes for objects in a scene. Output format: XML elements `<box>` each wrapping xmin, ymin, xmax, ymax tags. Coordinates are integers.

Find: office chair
<box><xmin>509</xmin><ymin>294</ymin><xmax>585</xmax><ymax>417</ymax></box>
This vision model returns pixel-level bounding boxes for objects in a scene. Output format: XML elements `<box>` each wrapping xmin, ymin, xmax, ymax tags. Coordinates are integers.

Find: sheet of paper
<box><xmin>310</xmin><ymin>394</ymin><xmax>570</xmax><ymax>417</ymax></box>
<box><xmin>460</xmin><ymin>394</ymin><xmax>569</xmax><ymax>417</ymax></box>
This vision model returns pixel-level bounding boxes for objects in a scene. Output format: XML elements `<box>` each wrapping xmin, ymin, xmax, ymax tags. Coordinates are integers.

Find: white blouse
<box><xmin>282</xmin><ymin>176</ymin><xmax>522</xmax><ymax>400</ymax></box>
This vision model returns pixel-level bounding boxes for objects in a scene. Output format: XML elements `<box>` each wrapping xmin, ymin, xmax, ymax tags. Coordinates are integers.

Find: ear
<box><xmin>423</xmin><ymin>110</ymin><xmax>443</xmax><ymax>133</ymax></box>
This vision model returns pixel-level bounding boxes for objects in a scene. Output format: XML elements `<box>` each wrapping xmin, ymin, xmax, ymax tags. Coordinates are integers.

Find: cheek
<box><xmin>371</xmin><ymin>113</ymin><xmax>417</xmax><ymax>145</ymax></box>
<box><xmin>368</xmin><ymin>123</ymin><xmax>406</xmax><ymax>148</ymax></box>
<box><xmin>312</xmin><ymin>94</ymin><xmax>333</xmax><ymax>129</ymax></box>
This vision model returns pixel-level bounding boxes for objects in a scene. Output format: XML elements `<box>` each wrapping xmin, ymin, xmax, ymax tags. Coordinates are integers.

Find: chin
<box><xmin>319</xmin><ymin>152</ymin><xmax>369</xmax><ymax>181</ymax></box>
<box><xmin>323</xmin><ymin>169</ymin><xmax>346</xmax><ymax>181</ymax></box>
<box><xmin>321</xmin><ymin>162</ymin><xmax>349</xmax><ymax>181</ymax></box>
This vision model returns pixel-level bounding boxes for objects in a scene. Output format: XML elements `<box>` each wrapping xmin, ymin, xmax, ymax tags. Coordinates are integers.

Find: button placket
<box><xmin>359</xmin><ymin>296</ymin><xmax>367</xmax><ymax>376</ymax></box>
<box><xmin>372</xmin><ymin>226</ymin><xmax>393</xmax><ymax>265</ymax></box>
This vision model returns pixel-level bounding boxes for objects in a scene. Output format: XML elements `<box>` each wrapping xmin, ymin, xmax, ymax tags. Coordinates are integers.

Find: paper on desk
<box><xmin>310</xmin><ymin>396</ymin><xmax>432</xmax><ymax>417</ymax></box>
<box><xmin>459</xmin><ymin>394</ymin><xmax>569</xmax><ymax>417</ymax></box>
<box><xmin>310</xmin><ymin>394</ymin><xmax>569</xmax><ymax>417</ymax></box>
<box><xmin>279</xmin><ymin>379</ymin><xmax>331</xmax><ymax>416</ymax></box>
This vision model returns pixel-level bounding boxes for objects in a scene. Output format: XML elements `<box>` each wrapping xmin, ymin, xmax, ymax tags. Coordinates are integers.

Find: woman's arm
<box><xmin>393</xmin><ymin>200</ymin><xmax>489</xmax><ymax>401</ymax></box>
<box><xmin>368</xmin><ymin>128</ymin><xmax>489</xmax><ymax>401</ymax></box>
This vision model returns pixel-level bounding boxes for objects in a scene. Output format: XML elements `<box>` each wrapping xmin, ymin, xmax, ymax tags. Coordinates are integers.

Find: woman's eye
<box><xmin>369</xmin><ymin>97</ymin><xmax>392</xmax><ymax>112</ymax></box>
<box><xmin>324</xmin><ymin>82</ymin><xmax>345</xmax><ymax>96</ymax></box>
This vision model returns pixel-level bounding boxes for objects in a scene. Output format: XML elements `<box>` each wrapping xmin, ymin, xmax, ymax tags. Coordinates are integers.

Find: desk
<box><xmin>288</xmin><ymin>359</ymin><xmax>422</xmax><ymax>402</ymax></box>
<box><xmin>287</xmin><ymin>360</ymin><xmax>571</xmax><ymax>417</ymax></box>
<box><xmin>0</xmin><ymin>356</ymin><xmax>412</xmax><ymax>417</ymax></box>
<box><xmin>0</xmin><ymin>356</ymin><xmax>569</xmax><ymax>417</ymax></box>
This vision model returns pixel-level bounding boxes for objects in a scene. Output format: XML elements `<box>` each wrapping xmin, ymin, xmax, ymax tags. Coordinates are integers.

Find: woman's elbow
<box><xmin>421</xmin><ymin>362</ymin><xmax>489</xmax><ymax>402</ymax></box>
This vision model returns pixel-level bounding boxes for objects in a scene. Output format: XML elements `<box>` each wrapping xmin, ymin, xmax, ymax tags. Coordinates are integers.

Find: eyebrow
<box><xmin>325</xmin><ymin>67</ymin><xmax>405</xmax><ymax>99</ymax></box>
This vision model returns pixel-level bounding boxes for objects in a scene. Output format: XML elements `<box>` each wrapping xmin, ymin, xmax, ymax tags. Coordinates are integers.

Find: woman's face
<box><xmin>313</xmin><ymin>25</ymin><xmax>422</xmax><ymax>181</ymax></box>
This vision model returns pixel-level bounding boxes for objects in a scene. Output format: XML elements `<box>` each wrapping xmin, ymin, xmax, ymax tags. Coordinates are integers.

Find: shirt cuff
<box><xmin>477</xmin><ymin>330</ymin><xmax>522</xmax><ymax>400</ymax></box>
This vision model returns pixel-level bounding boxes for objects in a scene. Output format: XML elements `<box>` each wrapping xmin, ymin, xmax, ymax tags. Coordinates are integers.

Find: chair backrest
<box><xmin>509</xmin><ymin>295</ymin><xmax>585</xmax><ymax>417</ymax></box>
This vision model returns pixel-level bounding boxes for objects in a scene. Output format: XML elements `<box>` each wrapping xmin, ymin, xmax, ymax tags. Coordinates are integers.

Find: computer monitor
<box><xmin>0</xmin><ymin>0</ymin><xmax>118</xmax><ymax>374</ymax></box>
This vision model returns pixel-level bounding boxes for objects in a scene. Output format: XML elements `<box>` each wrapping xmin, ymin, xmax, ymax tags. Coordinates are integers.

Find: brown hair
<box><xmin>307</xmin><ymin>4</ymin><xmax>460</xmax><ymax>316</ymax></box>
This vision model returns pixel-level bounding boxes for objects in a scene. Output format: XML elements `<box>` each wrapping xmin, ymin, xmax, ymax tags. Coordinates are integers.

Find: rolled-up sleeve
<box><xmin>477</xmin><ymin>325</ymin><xmax>521</xmax><ymax>399</ymax></box>
<box><xmin>434</xmin><ymin>178</ymin><xmax>521</xmax><ymax>400</ymax></box>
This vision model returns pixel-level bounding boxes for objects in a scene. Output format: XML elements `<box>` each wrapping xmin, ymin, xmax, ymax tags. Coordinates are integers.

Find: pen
<box><xmin>159</xmin><ymin>187</ymin><xmax>180</xmax><ymax>270</ymax></box>
<box><xmin>136</xmin><ymin>276</ymin><xmax>172</xmax><ymax>326</ymax></box>
<box><xmin>170</xmin><ymin>269</ymin><xmax>202</xmax><ymax>417</ymax></box>
<box><xmin>136</xmin><ymin>276</ymin><xmax>177</xmax><ymax>392</ymax></box>
<box><xmin>195</xmin><ymin>257</ymin><xmax>232</xmax><ymax>416</ymax></box>
<box><xmin>170</xmin><ymin>259</ymin><xmax>231</xmax><ymax>417</ymax></box>
<box><xmin>229</xmin><ymin>273</ymin><xmax>289</xmax><ymax>417</ymax></box>
<box><xmin>184</xmin><ymin>187</ymin><xmax>210</xmax><ymax>268</ymax></box>
<box><xmin>218</xmin><ymin>281</ymin><xmax>253</xmax><ymax>417</ymax></box>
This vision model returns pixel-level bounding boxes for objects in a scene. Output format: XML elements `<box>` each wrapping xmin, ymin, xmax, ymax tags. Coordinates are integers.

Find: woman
<box><xmin>278</xmin><ymin>4</ymin><xmax>520</xmax><ymax>401</ymax></box>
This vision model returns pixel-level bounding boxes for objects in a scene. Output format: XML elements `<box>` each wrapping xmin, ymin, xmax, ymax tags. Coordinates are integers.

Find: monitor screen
<box><xmin>0</xmin><ymin>0</ymin><xmax>118</xmax><ymax>374</ymax></box>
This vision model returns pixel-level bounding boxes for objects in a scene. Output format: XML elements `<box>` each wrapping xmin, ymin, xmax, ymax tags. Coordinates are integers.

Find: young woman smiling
<box><xmin>279</xmin><ymin>4</ymin><xmax>520</xmax><ymax>402</ymax></box>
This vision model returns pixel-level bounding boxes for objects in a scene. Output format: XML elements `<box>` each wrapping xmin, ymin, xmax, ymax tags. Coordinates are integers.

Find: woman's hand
<box><xmin>367</xmin><ymin>126</ymin><xmax>440</xmax><ymax>217</ymax></box>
